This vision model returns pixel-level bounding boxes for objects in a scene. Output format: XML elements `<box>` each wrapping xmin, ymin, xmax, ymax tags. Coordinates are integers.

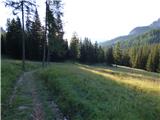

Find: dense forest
<box><xmin>120</xmin><ymin>29</ymin><xmax>160</xmax><ymax>48</ymax></box>
<box><xmin>1</xmin><ymin>0</ymin><xmax>160</xmax><ymax>73</ymax></box>
<box><xmin>1</xmin><ymin>0</ymin><xmax>68</xmax><ymax>62</ymax></box>
<box><xmin>69</xmin><ymin>32</ymin><xmax>160</xmax><ymax>72</ymax></box>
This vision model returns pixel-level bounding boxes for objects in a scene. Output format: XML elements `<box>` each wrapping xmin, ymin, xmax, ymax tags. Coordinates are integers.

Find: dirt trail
<box><xmin>9</xmin><ymin>71</ymin><xmax>66</xmax><ymax>120</ymax></box>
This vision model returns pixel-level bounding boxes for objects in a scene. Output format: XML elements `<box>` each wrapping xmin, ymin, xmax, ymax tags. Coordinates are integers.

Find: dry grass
<box><xmin>78</xmin><ymin>65</ymin><xmax>160</xmax><ymax>94</ymax></box>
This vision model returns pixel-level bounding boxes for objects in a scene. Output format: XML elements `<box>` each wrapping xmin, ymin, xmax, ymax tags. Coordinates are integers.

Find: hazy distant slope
<box><xmin>100</xmin><ymin>18</ymin><xmax>160</xmax><ymax>48</ymax></box>
<box><xmin>121</xmin><ymin>29</ymin><xmax>160</xmax><ymax>48</ymax></box>
<box><xmin>100</xmin><ymin>35</ymin><xmax>136</xmax><ymax>47</ymax></box>
<box><xmin>129</xmin><ymin>26</ymin><xmax>150</xmax><ymax>35</ymax></box>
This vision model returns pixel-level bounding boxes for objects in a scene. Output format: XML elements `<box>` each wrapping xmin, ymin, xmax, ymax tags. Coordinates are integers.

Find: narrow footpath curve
<box><xmin>7</xmin><ymin>70</ymin><xmax>66</xmax><ymax>120</ymax></box>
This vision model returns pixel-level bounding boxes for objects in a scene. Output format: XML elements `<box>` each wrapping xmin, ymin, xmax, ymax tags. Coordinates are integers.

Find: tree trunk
<box><xmin>22</xmin><ymin>0</ymin><xmax>25</xmax><ymax>71</ymax></box>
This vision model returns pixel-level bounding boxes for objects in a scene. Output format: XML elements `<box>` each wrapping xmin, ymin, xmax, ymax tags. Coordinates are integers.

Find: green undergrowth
<box><xmin>36</xmin><ymin>63</ymin><xmax>160</xmax><ymax>120</ymax></box>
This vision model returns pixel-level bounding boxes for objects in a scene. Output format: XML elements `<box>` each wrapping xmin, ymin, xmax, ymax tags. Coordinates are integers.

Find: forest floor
<box><xmin>3</xmin><ymin>70</ymin><xmax>66</xmax><ymax>120</ymax></box>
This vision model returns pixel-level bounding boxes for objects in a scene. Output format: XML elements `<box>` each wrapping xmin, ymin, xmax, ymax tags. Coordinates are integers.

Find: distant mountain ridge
<box><xmin>100</xmin><ymin>18</ymin><xmax>160</xmax><ymax>47</ymax></box>
<box><xmin>129</xmin><ymin>18</ymin><xmax>160</xmax><ymax>35</ymax></box>
<box><xmin>129</xmin><ymin>26</ymin><xmax>150</xmax><ymax>35</ymax></box>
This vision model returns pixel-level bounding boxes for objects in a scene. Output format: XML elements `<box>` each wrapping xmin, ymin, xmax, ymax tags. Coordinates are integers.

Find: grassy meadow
<box><xmin>1</xmin><ymin>59</ymin><xmax>160</xmax><ymax>120</ymax></box>
<box><xmin>37</xmin><ymin>63</ymin><xmax>160</xmax><ymax>120</ymax></box>
<box><xmin>1</xmin><ymin>59</ymin><xmax>40</xmax><ymax>119</ymax></box>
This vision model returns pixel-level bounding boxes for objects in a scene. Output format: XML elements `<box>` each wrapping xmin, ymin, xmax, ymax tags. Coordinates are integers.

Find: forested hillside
<box><xmin>120</xmin><ymin>29</ymin><xmax>160</xmax><ymax>48</ymax></box>
<box><xmin>104</xmin><ymin>33</ymin><xmax>160</xmax><ymax>72</ymax></box>
<box><xmin>100</xmin><ymin>18</ymin><xmax>160</xmax><ymax>47</ymax></box>
<box><xmin>100</xmin><ymin>20</ymin><xmax>160</xmax><ymax>73</ymax></box>
<box><xmin>100</xmin><ymin>29</ymin><xmax>160</xmax><ymax>48</ymax></box>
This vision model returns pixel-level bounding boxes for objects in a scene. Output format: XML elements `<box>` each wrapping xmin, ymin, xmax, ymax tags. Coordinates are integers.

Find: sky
<box><xmin>0</xmin><ymin>0</ymin><xmax>160</xmax><ymax>43</ymax></box>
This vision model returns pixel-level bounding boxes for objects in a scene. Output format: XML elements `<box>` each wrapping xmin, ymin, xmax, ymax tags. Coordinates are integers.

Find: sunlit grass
<box><xmin>37</xmin><ymin>63</ymin><xmax>160</xmax><ymax>120</ymax></box>
<box><xmin>91</xmin><ymin>64</ymin><xmax>160</xmax><ymax>80</ymax></box>
<box><xmin>78</xmin><ymin>65</ymin><xmax>160</xmax><ymax>94</ymax></box>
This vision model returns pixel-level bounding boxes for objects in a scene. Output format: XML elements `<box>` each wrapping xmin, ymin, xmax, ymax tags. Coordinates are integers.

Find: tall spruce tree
<box><xmin>46</xmin><ymin>0</ymin><xmax>68</xmax><ymax>62</ymax></box>
<box><xmin>79</xmin><ymin>40</ymin><xmax>86</xmax><ymax>62</ymax></box>
<box><xmin>30</xmin><ymin>9</ymin><xmax>43</xmax><ymax>60</ymax></box>
<box><xmin>134</xmin><ymin>48</ymin><xmax>143</xmax><ymax>69</ymax></box>
<box><xmin>93</xmin><ymin>41</ymin><xmax>99</xmax><ymax>63</ymax></box>
<box><xmin>70</xmin><ymin>33</ymin><xmax>80</xmax><ymax>61</ymax></box>
<box><xmin>5</xmin><ymin>0</ymin><xmax>36</xmax><ymax>71</ymax></box>
<box><xmin>6</xmin><ymin>17</ymin><xmax>22</xmax><ymax>59</ymax></box>
<box><xmin>121</xmin><ymin>52</ymin><xmax>130</xmax><ymax>66</ymax></box>
<box><xmin>141</xmin><ymin>45</ymin><xmax>150</xmax><ymax>69</ymax></box>
<box><xmin>25</xmin><ymin>8</ymin><xmax>32</xmax><ymax>60</ymax></box>
<box><xmin>113</xmin><ymin>42</ymin><xmax>122</xmax><ymax>65</ymax></box>
<box><xmin>129</xmin><ymin>47</ymin><xmax>137</xmax><ymax>67</ymax></box>
<box><xmin>146</xmin><ymin>45</ymin><xmax>159</xmax><ymax>72</ymax></box>
<box><xmin>98</xmin><ymin>46</ymin><xmax>105</xmax><ymax>63</ymax></box>
<box><xmin>106</xmin><ymin>47</ymin><xmax>114</xmax><ymax>65</ymax></box>
<box><xmin>81</xmin><ymin>38</ymin><xmax>92</xmax><ymax>63</ymax></box>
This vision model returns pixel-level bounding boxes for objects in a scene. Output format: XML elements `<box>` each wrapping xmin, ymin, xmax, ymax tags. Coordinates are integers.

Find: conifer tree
<box><xmin>79</xmin><ymin>40</ymin><xmax>85</xmax><ymax>62</ymax></box>
<box><xmin>46</xmin><ymin>0</ymin><xmax>68</xmax><ymax>61</ymax></box>
<box><xmin>94</xmin><ymin>41</ymin><xmax>99</xmax><ymax>63</ymax></box>
<box><xmin>5</xmin><ymin>0</ymin><xmax>36</xmax><ymax>71</ymax></box>
<box><xmin>30</xmin><ymin>9</ymin><xmax>43</xmax><ymax>60</ymax></box>
<box><xmin>146</xmin><ymin>45</ymin><xmax>159</xmax><ymax>72</ymax></box>
<box><xmin>134</xmin><ymin>48</ymin><xmax>143</xmax><ymax>69</ymax></box>
<box><xmin>6</xmin><ymin>17</ymin><xmax>22</xmax><ymax>59</ymax></box>
<box><xmin>98</xmin><ymin>46</ymin><xmax>105</xmax><ymax>63</ymax></box>
<box><xmin>113</xmin><ymin>42</ymin><xmax>122</xmax><ymax>65</ymax></box>
<box><xmin>25</xmin><ymin>8</ymin><xmax>32</xmax><ymax>59</ymax></box>
<box><xmin>120</xmin><ymin>49</ymin><xmax>130</xmax><ymax>66</ymax></box>
<box><xmin>129</xmin><ymin>47</ymin><xmax>137</xmax><ymax>67</ymax></box>
<box><xmin>106</xmin><ymin>47</ymin><xmax>114</xmax><ymax>65</ymax></box>
<box><xmin>70</xmin><ymin>33</ymin><xmax>80</xmax><ymax>61</ymax></box>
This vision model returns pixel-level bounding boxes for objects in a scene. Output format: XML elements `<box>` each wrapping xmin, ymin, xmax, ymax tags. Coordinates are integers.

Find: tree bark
<box><xmin>22</xmin><ymin>0</ymin><xmax>25</xmax><ymax>71</ymax></box>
